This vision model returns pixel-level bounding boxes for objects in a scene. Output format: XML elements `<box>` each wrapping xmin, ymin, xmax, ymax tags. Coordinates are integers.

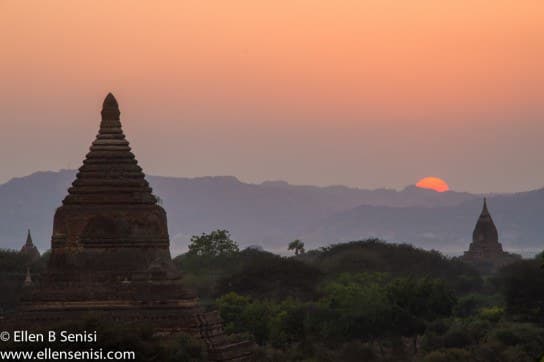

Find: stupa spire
<box><xmin>100</xmin><ymin>92</ymin><xmax>120</xmax><ymax>122</ymax></box>
<box><xmin>20</xmin><ymin>229</ymin><xmax>40</xmax><ymax>260</ymax></box>
<box><xmin>473</xmin><ymin>198</ymin><xmax>498</xmax><ymax>244</ymax></box>
<box><xmin>481</xmin><ymin>197</ymin><xmax>489</xmax><ymax>216</ymax></box>
<box><xmin>63</xmin><ymin>93</ymin><xmax>156</xmax><ymax>205</ymax></box>
<box><xmin>26</xmin><ymin>229</ymin><xmax>33</xmax><ymax>245</ymax></box>
<box><xmin>103</xmin><ymin>92</ymin><xmax>118</xmax><ymax>108</ymax></box>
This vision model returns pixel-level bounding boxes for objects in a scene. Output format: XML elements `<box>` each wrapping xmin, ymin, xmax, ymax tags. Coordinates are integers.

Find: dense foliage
<box><xmin>495</xmin><ymin>259</ymin><xmax>544</xmax><ymax>324</ymax></box>
<box><xmin>300</xmin><ymin>240</ymin><xmax>483</xmax><ymax>293</ymax></box>
<box><xmin>0</xmin><ymin>248</ymin><xmax>48</xmax><ymax>311</ymax></box>
<box><xmin>216</xmin><ymin>273</ymin><xmax>456</xmax><ymax>353</ymax></box>
<box><xmin>175</xmin><ymin>246</ymin><xmax>323</xmax><ymax>302</ymax></box>
<box><xmin>186</xmin><ymin>229</ymin><xmax>239</xmax><ymax>257</ymax></box>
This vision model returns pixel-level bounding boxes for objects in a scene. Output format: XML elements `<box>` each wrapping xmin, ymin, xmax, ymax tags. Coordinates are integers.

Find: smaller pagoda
<box><xmin>20</xmin><ymin>229</ymin><xmax>40</xmax><ymax>261</ymax></box>
<box><xmin>460</xmin><ymin>198</ymin><xmax>520</xmax><ymax>272</ymax></box>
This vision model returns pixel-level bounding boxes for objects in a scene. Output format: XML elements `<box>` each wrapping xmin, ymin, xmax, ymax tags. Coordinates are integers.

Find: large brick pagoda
<box><xmin>10</xmin><ymin>94</ymin><xmax>253</xmax><ymax>361</ymax></box>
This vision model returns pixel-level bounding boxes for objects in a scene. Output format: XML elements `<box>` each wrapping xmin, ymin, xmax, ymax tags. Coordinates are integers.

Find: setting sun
<box><xmin>416</xmin><ymin>177</ymin><xmax>450</xmax><ymax>192</ymax></box>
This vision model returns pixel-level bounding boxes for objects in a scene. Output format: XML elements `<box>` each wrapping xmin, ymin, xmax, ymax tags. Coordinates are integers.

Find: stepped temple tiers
<box><xmin>8</xmin><ymin>93</ymin><xmax>253</xmax><ymax>361</ymax></box>
<box><xmin>460</xmin><ymin>198</ymin><xmax>520</xmax><ymax>272</ymax></box>
<box><xmin>19</xmin><ymin>229</ymin><xmax>40</xmax><ymax>261</ymax></box>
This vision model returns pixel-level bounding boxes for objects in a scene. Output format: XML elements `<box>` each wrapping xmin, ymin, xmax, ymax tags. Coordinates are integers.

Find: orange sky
<box><xmin>0</xmin><ymin>1</ymin><xmax>543</xmax><ymax>192</ymax></box>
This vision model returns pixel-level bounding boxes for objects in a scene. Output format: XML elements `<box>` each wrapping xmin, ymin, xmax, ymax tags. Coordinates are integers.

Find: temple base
<box><xmin>459</xmin><ymin>248</ymin><xmax>521</xmax><ymax>272</ymax></box>
<box><xmin>7</xmin><ymin>279</ymin><xmax>255</xmax><ymax>361</ymax></box>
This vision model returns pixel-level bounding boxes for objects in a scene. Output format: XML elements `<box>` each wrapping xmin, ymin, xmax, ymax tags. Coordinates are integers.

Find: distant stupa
<box><xmin>20</xmin><ymin>229</ymin><xmax>40</xmax><ymax>261</ymax></box>
<box><xmin>460</xmin><ymin>198</ymin><xmax>521</xmax><ymax>271</ymax></box>
<box><xmin>9</xmin><ymin>93</ymin><xmax>253</xmax><ymax>361</ymax></box>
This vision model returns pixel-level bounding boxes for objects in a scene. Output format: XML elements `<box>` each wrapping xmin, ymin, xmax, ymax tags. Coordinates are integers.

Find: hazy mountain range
<box><xmin>0</xmin><ymin>170</ymin><xmax>542</xmax><ymax>257</ymax></box>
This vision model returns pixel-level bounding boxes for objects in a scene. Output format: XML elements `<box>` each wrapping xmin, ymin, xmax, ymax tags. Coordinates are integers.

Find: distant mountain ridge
<box><xmin>0</xmin><ymin>170</ymin><xmax>541</xmax><ymax>256</ymax></box>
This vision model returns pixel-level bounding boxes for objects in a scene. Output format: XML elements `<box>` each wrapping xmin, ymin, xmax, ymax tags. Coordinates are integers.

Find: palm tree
<box><xmin>288</xmin><ymin>239</ymin><xmax>305</xmax><ymax>256</ymax></box>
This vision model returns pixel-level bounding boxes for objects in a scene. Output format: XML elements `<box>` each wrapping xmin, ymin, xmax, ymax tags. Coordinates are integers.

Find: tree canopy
<box><xmin>288</xmin><ymin>239</ymin><xmax>305</xmax><ymax>255</ymax></box>
<box><xmin>187</xmin><ymin>229</ymin><xmax>239</xmax><ymax>257</ymax></box>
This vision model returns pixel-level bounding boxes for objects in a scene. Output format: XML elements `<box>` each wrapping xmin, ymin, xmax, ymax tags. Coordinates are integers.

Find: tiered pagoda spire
<box><xmin>50</xmin><ymin>92</ymin><xmax>169</xmax><ymax>258</ymax></box>
<box><xmin>26</xmin><ymin>229</ymin><xmax>33</xmax><ymax>245</ymax></box>
<box><xmin>63</xmin><ymin>93</ymin><xmax>156</xmax><ymax>205</ymax></box>
<box><xmin>471</xmin><ymin>198</ymin><xmax>501</xmax><ymax>250</ymax></box>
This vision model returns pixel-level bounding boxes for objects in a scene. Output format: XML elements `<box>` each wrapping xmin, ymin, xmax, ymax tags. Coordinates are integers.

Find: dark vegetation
<box><xmin>0</xmin><ymin>249</ymin><xmax>48</xmax><ymax>312</ymax></box>
<box><xmin>2</xmin><ymin>233</ymin><xmax>544</xmax><ymax>361</ymax></box>
<box><xmin>175</xmin><ymin>234</ymin><xmax>544</xmax><ymax>361</ymax></box>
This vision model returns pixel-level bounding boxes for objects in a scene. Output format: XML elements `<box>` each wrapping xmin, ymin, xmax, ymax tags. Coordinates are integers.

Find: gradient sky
<box><xmin>0</xmin><ymin>1</ymin><xmax>542</xmax><ymax>193</ymax></box>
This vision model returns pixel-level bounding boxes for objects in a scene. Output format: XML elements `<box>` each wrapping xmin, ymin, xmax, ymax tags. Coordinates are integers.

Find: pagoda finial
<box><xmin>26</xmin><ymin>229</ymin><xmax>33</xmax><ymax>246</ymax></box>
<box><xmin>101</xmin><ymin>92</ymin><xmax>120</xmax><ymax>121</ymax></box>
<box><xmin>482</xmin><ymin>197</ymin><xmax>489</xmax><ymax>216</ymax></box>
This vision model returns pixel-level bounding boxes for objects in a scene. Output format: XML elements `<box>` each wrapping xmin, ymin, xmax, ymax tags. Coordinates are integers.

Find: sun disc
<box><xmin>416</xmin><ymin>177</ymin><xmax>450</xmax><ymax>192</ymax></box>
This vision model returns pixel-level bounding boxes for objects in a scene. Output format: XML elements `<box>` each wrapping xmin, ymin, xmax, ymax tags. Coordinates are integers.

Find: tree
<box><xmin>187</xmin><ymin>230</ymin><xmax>239</xmax><ymax>257</ymax></box>
<box><xmin>310</xmin><ymin>273</ymin><xmax>394</xmax><ymax>346</ymax></box>
<box><xmin>386</xmin><ymin>277</ymin><xmax>456</xmax><ymax>353</ymax></box>
<box><xmin>537</xmin><ymin>250</ymin><xmax>544</xmax><ymax>269</ymax></box>
<box><xmin>216</xmin><ymin>292</ymin><xmax>271</xmax><ymax>345</ymax></box>
<box><xmin>496</xmin><ymin>259</ymin><xmax>544</xmax><ymax>323</ymax></box>
<box><xmin>288</xmin><ymin>239</ymin><xmax>305</xmax><ymax>256</ymax></box>
<box><xmin>215</xmin><ymin>253</ymin><xmax>322</xmax><ymax>300</ymax></box>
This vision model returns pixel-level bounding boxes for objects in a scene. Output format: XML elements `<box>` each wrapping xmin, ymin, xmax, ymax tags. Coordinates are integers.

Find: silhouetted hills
<box><xmin>303</xmin><ymin>191</ymin><xmax>544</xmax><ymax>255</ymax></box>
<box><xmin>0</xmin><ymin>170</ymin><xmax>541</xmax><ymax>255</ymax></box>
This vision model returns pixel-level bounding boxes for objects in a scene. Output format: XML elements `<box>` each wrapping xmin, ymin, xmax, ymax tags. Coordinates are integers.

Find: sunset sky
<box><xmin>0</xmin><ymin>1</ymin><xmax>542</xmax><ymax>193</ymax></box>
